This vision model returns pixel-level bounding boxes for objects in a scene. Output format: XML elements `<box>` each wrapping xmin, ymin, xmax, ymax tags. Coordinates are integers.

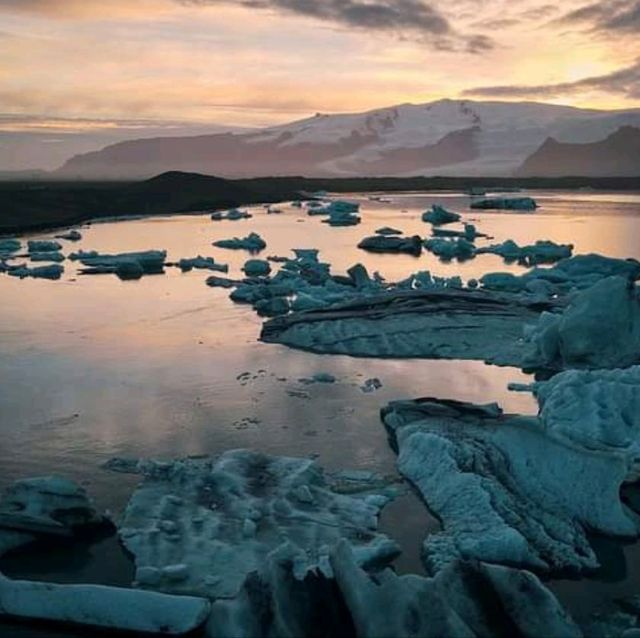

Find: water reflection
<box><xmin>1</xmin><ymin>190</ymin><xmax>639</xmax><ymax>618</ymax></box>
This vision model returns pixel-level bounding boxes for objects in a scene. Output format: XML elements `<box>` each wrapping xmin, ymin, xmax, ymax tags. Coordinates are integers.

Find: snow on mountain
<box><xmin>57</xmin><ymin>99</ymin><xmax>640</xmax><ymax>178</ymax></box>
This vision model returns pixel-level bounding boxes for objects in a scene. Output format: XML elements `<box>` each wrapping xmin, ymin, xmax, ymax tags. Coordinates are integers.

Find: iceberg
<box><xmin>114</xmin><ymin>450</ymin><xmax>399</xmax><ymax>599</ymax></box>
<box><xmin>477</xmin><ymin>239</ymin><xmax>573</xmax><ymax>266</ymax></box>
<box><xmin>331</xmin><ymin>541</ymin><xmax>581</xmax><ymax>638</ymax></box>
<box><xmin>76</xmin><ymin>249</ymin><xmax>167</xmax><ymax>279</ymax></box>
<box><xmin>423</xmin><ymin>238</ymin><xmax>475</xmax><ymax>262</ymax></box>
<box><xmin>211</xmin><ymin>208</ymin><xmax>252</xmax><ymax>221</ymax></box>
<box><xmin>0</xmin><ymin>238</ymin><xmax>21</xmax><ymax>257</ymax></box>
<box><xmin>523</xmin><ymin>276</ymin><xmax>640</xmax><ymax>369</ymax></box>
<box><xmin>470</xmin><ymin>197</ymin><xmax>537</xmax><ymax>211</ymax></box>
<box><xmin>421</xmin><ymin>204</ymin><xmax>461</xmax><ymax>226</ymax></box>
<box><xmin>381</xmin><ymin>397</ymin><xmax>639</xmax><ymax>574</ymax></box>
<box><xmin>175</xmin><ymin>256</ymin><xmax>228</xmax><ymax>273</ymax></box>
<box><xmin>322</xmin><ymin>210</ymin><xmax>361</xmax><ymax>227</ymax></box>
<box><xmin>358</xmin><ymin>235</ymin><xmax>423</xmax><ymax>256</ymax></box>
<box><xmin>27</xmin><ymin>240</ymin><xmax>62</xmax><ymax>253</ymax></box>
<box><xmin>242</xmin><ymin>258</ymin><xmax>272</xmax><ymax>277</ymax></box>
<box><xmin>29</xmin><ymin>251</ymin><xmax>65</xmax><ymax>263</ymax></box>
<box><xmin>0</xmin><ymin>576</ymin><xmax>211</xmax><ymax>635</ymax></box>
<box><xmin>55</xmin><ymin>229</ymin><xmax>82</xmax><ymax>241</ymax></box>
<box><xmin>6</xmin><ymin>264</ymin><xmax>64</xmax><ymax>280</ymax></box>
<box><xmin>213</xmin><ymin>232</ymin><xmax>266</xmax><ymax>252</ymax></box>
<box><xmin>375</xmin><ymin>226</ymin><xmax>402</xmax><ymax>236</ymax></box>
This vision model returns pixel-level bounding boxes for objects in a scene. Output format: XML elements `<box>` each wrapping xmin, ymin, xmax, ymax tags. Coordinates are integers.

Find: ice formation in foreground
<box><xmin>114</xmin><ymin>450</ymin><xmax>400</xmax><ymax>598</ymax></box>
<box><xmin>381</xmin><ymin>392</ymin><xmax>639</xmax><ymax>575</ymax></box>
<box><xmin>331</xmin><ymin>540</ymin><xmax>581</xmax><ymax>638</ymax></box>
<box><xmin>523</xmin><ymin>276</ymin><xmax>640</xmax><ymax>369</ymax></box>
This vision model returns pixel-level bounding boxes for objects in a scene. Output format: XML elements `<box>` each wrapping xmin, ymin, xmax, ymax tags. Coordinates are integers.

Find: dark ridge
<box><xmin>1</xmin><ymin>171</ymin><xmax>639</xmax><ymax>235</ymax></box>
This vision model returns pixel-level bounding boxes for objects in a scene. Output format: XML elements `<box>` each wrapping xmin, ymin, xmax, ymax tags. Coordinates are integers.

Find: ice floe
<box><xmin>112</xmin><ymin>450</ymin><xmax>399</xmax><ymax>599</ymax></box>
<box><xmin>381</xmin><ymin>396</ymin><xmax>639</xmax><ymax>574</ymax></box>
<box><xmin>211</xmin><ymin>208</ymin><xmax>252</xmax><ymax>221</ymax></box>
<box><xmin>470</xmin><ymin>197</ymin><xmax>538</xmax><ymax>211</ymax></box>
<box><xmin>73</xmin><ymin>249</ymin><xmax>167</xmax><ymax>280</ymax></box>
<box><xmin>423</xmin><ymin>237</ymin><xmax>476</xmax><ymax>262</ymax></box>
<box><xmin>174</xmin><ymin>256</ymin><xmax>229</xmax><ymax>273</ymax></box>
<box><xmin>477</xmin><ymin>239</ymin><xmax>573</xmax><ymax>266</ymax></box>
<box><xmin>358</xmin><ymin>235</ymin><xmax>423</xmax><ymax>255</ymax></box>
<box><xmin>242</xmin><ymin>258</ymin><xmax>272</xmax><ymax>277</ymax></box>
<box><xmin>27</xmin><ymin>240</ymin><xmax>62</xmax><ymax>253</ymax></box>
<box><xmin>421</xmin><ymin>204</ymin><xmax>461</xmax><ymax>226</ymax></box>
<box><xmin>5</xmin><ymin>264</ymin><xmax>64</xmax><ymax>280</ymax></box>
<box><xmin>523</xmin><ymin>276</ymin><xmax>640</xmax><ymax>370</ymax></box>
<box><xmin>213</xmin><ymin>232</ymin><xmax>266</xmax><ymax>252</ymax></box>
<box><xmin>55</xmin><ymin>229</ymin><xmax>82</xmax><ymax>241</ymax></box>
<box><xmin>331</xmin><ymin>540</ymin><xmax>581</xmax><ymax>638</ymax></box>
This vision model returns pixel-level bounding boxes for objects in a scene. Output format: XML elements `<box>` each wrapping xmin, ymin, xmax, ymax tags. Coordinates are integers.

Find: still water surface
<box><xmin>1</xmin><ymin>189</ymin><xmax>640</xmax><ymax>627</ymax></box>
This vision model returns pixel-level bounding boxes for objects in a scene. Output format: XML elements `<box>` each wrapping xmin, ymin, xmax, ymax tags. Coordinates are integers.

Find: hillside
<box><xmin>56</xmin><ymin>100</ymin><xmax>640</xmax><ymax>180</ymax></box>
<box><xmin>516</xmin><ymin>126</ymin><xmax>640</xmax><ymax>177</ymax></box>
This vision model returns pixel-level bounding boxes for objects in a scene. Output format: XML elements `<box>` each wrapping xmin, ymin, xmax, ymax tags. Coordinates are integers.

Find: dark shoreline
<box><xmin>1</xmin><ymin>170</ymin><xmax>639</xmax><ymax>235</ymax></box>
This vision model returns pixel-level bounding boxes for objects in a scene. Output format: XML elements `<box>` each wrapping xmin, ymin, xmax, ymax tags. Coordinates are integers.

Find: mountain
<box><xmin>515</xmin><ymin>126</ymin><xmax>640</xmax><ymax>177</ymax></box>
<box><xmin>56</xmin><ymin>100</ymin><xmax>640</xmax><ymax>179</ymax></box>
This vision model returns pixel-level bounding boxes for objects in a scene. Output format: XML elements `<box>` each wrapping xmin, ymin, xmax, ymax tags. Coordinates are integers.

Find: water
<box><xmin>1</xmin><ymin>189</ymin><xmax>640</xmax><ymax>625</ymax></box>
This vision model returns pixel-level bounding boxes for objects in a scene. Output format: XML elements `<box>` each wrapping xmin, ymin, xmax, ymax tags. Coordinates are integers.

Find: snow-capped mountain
<box><xmin>57</xmin><ymin>99</ymin><xmax>640</xmax><ymax>178</ymax></box>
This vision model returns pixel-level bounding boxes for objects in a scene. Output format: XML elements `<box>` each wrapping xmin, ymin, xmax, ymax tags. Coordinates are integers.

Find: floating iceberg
<box><xmin>242</xmin><ymin>258</ymin><xmax>272</xmax><ymax>277</ymax></box>
<box><xmin>0</xmin><ymin>576</ymin><xmax>211</xmax><ymax>635</ymax></box>
<box><xmin>477</xmin><ymin>239</ymin><xmax>573</xmax><ymax>266</ymax></box>
<box><xmin>432</xmin><ymin>223</ymin><xmax>483</xmax><ymax>241</ymax></box>
<box><xmin>55</xmin><ymin>229</ymin><xmax>82</xmax><ymax>241</ymax></box>
<box><xmin>175</xmin><ymin>256</ymin><xmax>228</xmax><ymax>273</ymax></box>
<box><xmin>76</xmin><ymin>249</ymin><xmax>167</xmax><ymax>280</ymax></box>
<box><xmin>211</xmin><ymin>208</ymin><xmax>252</xmax><ymax>221</ymax></box>
<box><xmin>523</xmin><ymin>276</ymin><xmax>640</xmax><ymax>370</ymax></box>
<box><xmin>114</xmin><ymin>450</ymin><xmax>399</xmax><ymax>599</ymax></box>
<box><xmin>262</xmin><ymin>287</ymin><xmax>554</xmax><ymax>366</ymax></box>
<box><xmin>331</xmin><ymin>541</ymin><xmax>581</xmax><ymax>638</ymax></box>
<box><xmin>534</xmin><ymin>366</ymin><xmax>640</xmax><ymax>479</ymax></box>
<box><xmin>470</xmin><ymin>197</ymin><xmax>537</xmax><ymax>211</ymax></box>
<box><xmin>0</xmin><ymin>476</ymin><xmax>108</xmax><ymax>537</ymax></box>
<box><xmin>0</xmin><ymin>238</ymin><xmax>21</xmax><ymax>257</ymax></box>
<box><xmin>374</xmin><ymin>227</ymin><xmax>402</xmax><ymax>236</ymax></box>
<box><xmin>6</xmin><ymin>264</ymin><xmax>64</xmax><ymax>280</ymax></box>
<box><xmin>421</xmin><ymin>204</ymin><xmax>461</xmax><ymax>226</ymax></box>
<box><xmin>29</xmin><ymin>251</ymin><xmax>65</xmax><ymax>263</ymax></box>
<box><xmin>358</xmin><ymin>235</ymin><xmax>423</xmax><ymax>256</ymax></box>
<box><xmin>213</xmin><ymin>232</ymin><xmax>266</xmax><ymax>252</ymax></box>
<box><xmin>423</xmin><ymin>238</ymin><xmax>475</xmax><ymax>262</ymax></box>
<box><xmin>381</xmin><ymin>397</ymin><xmax>639</xmax><ymax>574</ymax></box>
<box><xmin>27</xmin><ymin>240</ymin><xmax>62</xmax><ymax>253</ymax></box>
<box><xmin>322</xmin><ymin>210</ymin><xmax>361</xmax><ymax>227</ymax></box>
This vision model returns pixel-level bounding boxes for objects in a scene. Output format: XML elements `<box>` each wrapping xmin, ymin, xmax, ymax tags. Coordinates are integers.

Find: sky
<box><xmin>0</xmin><ymin>0</ymin><xmax>639</xmax><ymax>169</ymax></box>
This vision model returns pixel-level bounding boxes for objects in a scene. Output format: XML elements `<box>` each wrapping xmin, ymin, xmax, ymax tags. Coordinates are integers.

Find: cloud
<box><xmin>178</xmin><ymin>0</ymin><xmax>494</xmax><ymax>52</ymax></box>
<box><xmin>556</xmin><ymin>0</ymin><xmax>640</xmax><ymax>34</ymax></box>
<box><xmin>463</xmin><ymin>58</ymin><xmax>640</xmax><ymax>99</ymax></box>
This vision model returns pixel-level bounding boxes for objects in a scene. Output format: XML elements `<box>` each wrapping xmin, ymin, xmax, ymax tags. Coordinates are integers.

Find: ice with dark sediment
<box><xmin>358</xmin><ymin>235</ymin><xmax>423</xmax><ymax>255</ymax></box>
<box><xmin>112</xmin><ymin>450</ymin><xmax>400</xmax><ymax>599</ymax></box>
<box><xmin>522</xmin><ymin>276</ymin><xmax>640</xmax><ymax>370</ymax></box>
<box><xmin>213</xmin><ymin>232</ymin><xmax>266</xmax><ymax>252</ymax></box>
<box><xmin>174</xmin><ymin>256</ymin><xmax>228</xmax><ymax>273</ymax></box>
<box><xmin>470</xmin><ymin>197</ymin><xmax>538</xmax><ymax>211</ymax></box>
<box><xmin>331</xmin><ymin>540</ymin><xmax>581</xmax><ymax>638</ymax></box>
<box><xmin>381</xmin><ymin>396</ymin><xmax>640</xmax><ymax>575</ymax></box>
<box><xmin>421</xmin><ymin>204</ymin><xmax>461</xmax><ymax>226</ymax></box>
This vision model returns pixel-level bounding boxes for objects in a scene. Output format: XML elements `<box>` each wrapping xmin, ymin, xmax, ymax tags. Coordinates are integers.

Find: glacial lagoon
<box><xmin>1</xmin><ymin>189</ymin><xmax>640</xmax><ymax>635</ymax></box>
